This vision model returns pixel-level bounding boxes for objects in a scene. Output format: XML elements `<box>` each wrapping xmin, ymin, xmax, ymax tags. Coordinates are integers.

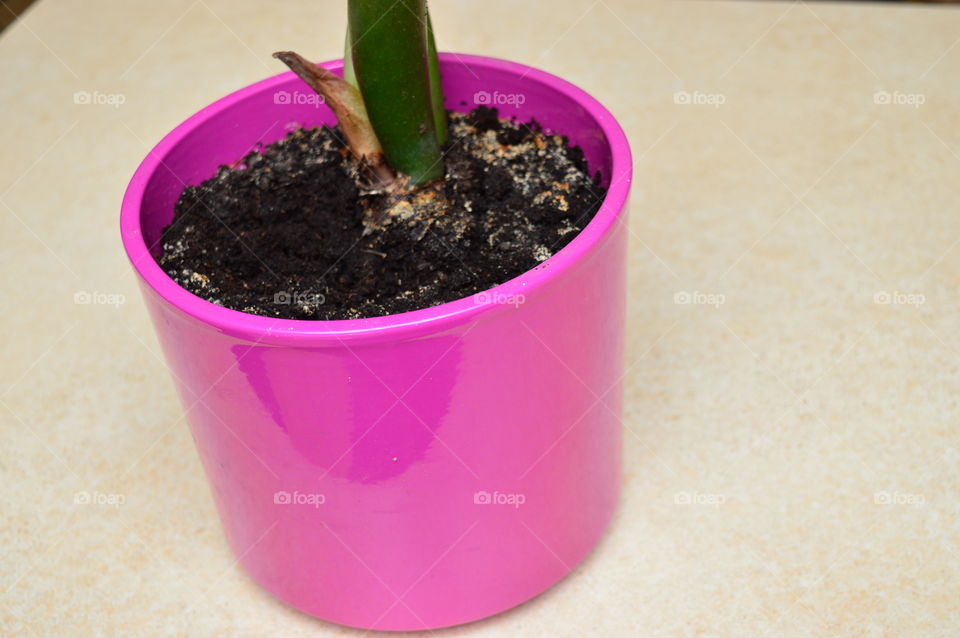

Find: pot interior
<box><xmin>138</xmin><ymin>55</ymin><xmax>616</xmax><ymax>256</ymax></box>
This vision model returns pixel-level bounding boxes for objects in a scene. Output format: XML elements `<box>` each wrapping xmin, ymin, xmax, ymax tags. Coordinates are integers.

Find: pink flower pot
<box><xmin>120</xmin><ymin>54</ymin><xmax>631</xmax><ymax>631</ymax></box>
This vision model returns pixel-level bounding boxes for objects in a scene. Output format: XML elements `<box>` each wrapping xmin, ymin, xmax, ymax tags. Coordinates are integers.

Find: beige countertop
<box><xmin>2</xmin><ymin>0</ymin><xmax>959</xmax><ymax>635</ymax></box>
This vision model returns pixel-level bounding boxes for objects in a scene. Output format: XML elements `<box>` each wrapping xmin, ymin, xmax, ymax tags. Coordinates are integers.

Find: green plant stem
<box><xmin>348</xmin><ymin>0</ymin><xmax>444</xmax><ymax>184</ymax></box>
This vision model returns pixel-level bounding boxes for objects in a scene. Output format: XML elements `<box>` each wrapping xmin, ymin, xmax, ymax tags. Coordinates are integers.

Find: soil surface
<box><xmin>159</xmin><ymin>106</ymin><xmax>606</xmax><ymax>320</ymax></box>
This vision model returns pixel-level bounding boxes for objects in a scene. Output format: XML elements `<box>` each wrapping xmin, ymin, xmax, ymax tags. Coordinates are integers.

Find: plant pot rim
<box><xmin>120</xmin><ymin>53</ymin><xmax>632</xmax><ymax>345</ymax></box>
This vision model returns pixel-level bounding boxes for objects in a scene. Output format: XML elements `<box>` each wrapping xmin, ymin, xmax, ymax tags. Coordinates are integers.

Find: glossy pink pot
<box><xmin>120</xmin><ymin>54</ymin><xmax>631</xmax><ymax>631</ymax></box>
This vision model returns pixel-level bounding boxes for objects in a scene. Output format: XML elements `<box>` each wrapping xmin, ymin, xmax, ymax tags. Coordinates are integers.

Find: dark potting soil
<box><xmin>159</xmin><ymin>106</ymin><xmax>606</xmax><ymax>320</ymax></box>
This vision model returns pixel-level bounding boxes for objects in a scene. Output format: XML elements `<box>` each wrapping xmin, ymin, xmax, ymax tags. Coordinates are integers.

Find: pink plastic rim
<box><xmin>120</xmin><ymin>53</ymin><xmax>632</xmax><ymax>345</ymax></box>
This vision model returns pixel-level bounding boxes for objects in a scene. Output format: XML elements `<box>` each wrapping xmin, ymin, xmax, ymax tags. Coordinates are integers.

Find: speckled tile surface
<box><xmin>2</xmin><ymin>1</ymin><xmax>959</xmax><ymax>635</ymax></box>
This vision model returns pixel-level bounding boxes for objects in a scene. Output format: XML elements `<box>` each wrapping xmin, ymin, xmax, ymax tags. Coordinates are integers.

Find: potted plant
<box><xmin>120</xmin><ymin>0</ymin><xmax>631</xmax><ymax>631</ymax></box>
